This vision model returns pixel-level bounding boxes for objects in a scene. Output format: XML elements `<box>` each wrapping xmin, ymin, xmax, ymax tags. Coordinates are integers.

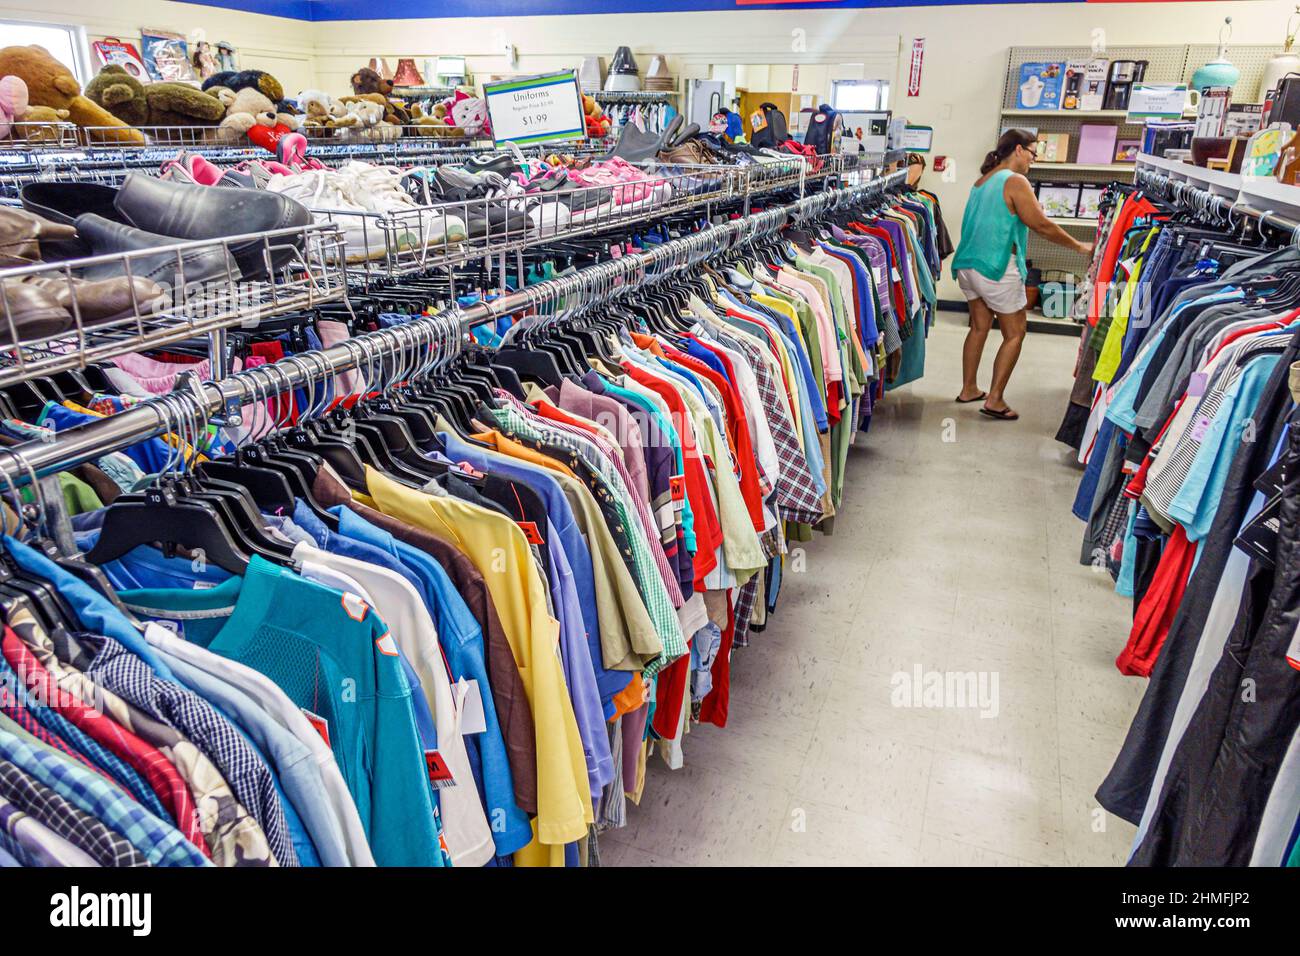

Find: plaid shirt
<box><xmin>72</xmin><ymin>632</ymin><xmax>298</xmax><ymax>867</ymax></box>
<box><xmin>0</xmin><ymin>758</ymin><xmax>148</xmax><ymax>866</ymax></box>
<box><xmin>488</xmin><ymin>399</ymin><xmax>686</xmax><ymax>677</ymax></box>
<box><xmin>0</xmin><ymin>725</ymin><xmax>210</xmax><ymax>866</ymax></box>
<box><xmin>2</xmin><ymin>626</ymin><xmax>208</xmax><ymax>855</ymax></box>
<box><xmin>0</xmin><ymin>654</ymin><xmax>169</xmax><ymax>819</ymax></box>
<box><xmin>706</xmin><ymin>326</ymin><xmax>825</xmax><ymax>526</ymax></box>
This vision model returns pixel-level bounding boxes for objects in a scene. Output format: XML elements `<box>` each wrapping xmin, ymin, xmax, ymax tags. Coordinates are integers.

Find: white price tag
<box><xmin>456</xmin><ymin>678</ymin><xmax>488</xmax><ymax>736</ymax></box>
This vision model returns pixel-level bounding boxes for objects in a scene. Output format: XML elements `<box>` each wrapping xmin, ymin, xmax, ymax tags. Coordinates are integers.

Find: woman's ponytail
<box><xmin>980</xmin><ymin>128</ymin><xmax>1037</xmax><ymax>175</ymax></box>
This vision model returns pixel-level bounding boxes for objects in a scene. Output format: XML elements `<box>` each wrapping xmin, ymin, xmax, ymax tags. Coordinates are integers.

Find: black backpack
<box><xmin>750</xmin><ymin>102</ymin><xmax>788</xmax><ymax>150</ymax></box>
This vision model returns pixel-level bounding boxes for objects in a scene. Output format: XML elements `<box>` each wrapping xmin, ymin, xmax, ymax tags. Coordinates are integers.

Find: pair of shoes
<box><xmin>21</xmin><ymin>173</ymin><xmax>312</xmax><ymax>282</ymax></box>
<box><xmin>0</xmin><ymin>206</ymin><xmax>79</xmax><ymax>267</ymax></box>
<box><xmin>0</xmin><ymin>273</ymin><xmax>164</xmax><ymax>345</ymax></box>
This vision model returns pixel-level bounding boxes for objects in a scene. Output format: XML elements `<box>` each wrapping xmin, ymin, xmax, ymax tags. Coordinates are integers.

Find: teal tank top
<box><xmin>950</xmin><ymin>168</ymin><xmax>1028</xmax><ymax>282</ymax></box>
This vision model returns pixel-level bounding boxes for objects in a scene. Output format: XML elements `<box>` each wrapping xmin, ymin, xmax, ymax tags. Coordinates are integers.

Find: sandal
<box><xmin>979</xmin><ymin>405</ymin><xmax>1020</xmax><ymax>421</ymax></box>
<box><xmin>955</xmin><ymin>391</ymin><xmax>986</xmax><ymax>404</ymax></box>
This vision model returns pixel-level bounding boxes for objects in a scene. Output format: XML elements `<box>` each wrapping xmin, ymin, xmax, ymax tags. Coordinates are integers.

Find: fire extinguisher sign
<box><xmin>907</xmin><ymin>37</ymin><xmax>925</xmax><ymax>97</ymax></box>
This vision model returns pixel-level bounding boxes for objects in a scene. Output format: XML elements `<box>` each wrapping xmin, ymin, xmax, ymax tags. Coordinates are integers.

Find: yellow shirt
<box><xmin>466</xmin><ymin>429</ymin><xmax>663</xmax><ymax>672</ymax></box>
<box><xmin>356</xmin><ymin>465</ymin><xmax>594</xmax><ymax>852</ymax></box>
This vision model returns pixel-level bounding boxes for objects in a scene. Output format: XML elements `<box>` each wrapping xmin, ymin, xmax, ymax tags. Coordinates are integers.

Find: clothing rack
<box><xmin>0</xmin><ymin>167</ymin><xmax>907</xmax><ymax>491</ymax></box>
<box><xmin>1134</xmin><ymin>163</ymin><xmax>1300</xmax><ymax>244</ymax></box>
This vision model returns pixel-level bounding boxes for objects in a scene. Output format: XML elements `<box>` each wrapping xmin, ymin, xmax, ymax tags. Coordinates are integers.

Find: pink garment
<box><xmin>777</xmin><ymin>268</ymin><xmax>844</xmax><ymax>384</ymax></box>
<box><xmin>111</xmin><ymin>352</ymin><xmax>278</xmax><ymax>440</ymax></box>
<box><xmin>317</xmin><ymin>319</ymin><xmax>365</xmax><ymax>397</ymax></box>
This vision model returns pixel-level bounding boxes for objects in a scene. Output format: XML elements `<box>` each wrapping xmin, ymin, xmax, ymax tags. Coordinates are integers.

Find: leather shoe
<box><xmin>20</xmin><ymin>274</ymin><xmax>166</xmax><ymax>326</ymax></box>
<box><xmin>75</xmin><ymin>214</ymin><xmax>242</xmax><ymax>287</ymax></box>
<box><xmin>0</xmin><ymin>280</ymin><xmax>74</xmax><ymax>345</ymax></box>
<box><xmin>21</xmin><ymin>182</ymin><xmax>123</xmax><ymax>228</ymax></box>
<box><xmin>112</xmin><ymin>173</ymin><xmax>312</xmax><ymax>279</ymax></box>
<box><xmin>0</xmin><ymin>207</ymin><xmax>79</xmax><ymax>267</ymax></box>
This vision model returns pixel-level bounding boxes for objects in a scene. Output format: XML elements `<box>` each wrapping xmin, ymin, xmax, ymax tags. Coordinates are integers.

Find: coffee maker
<box><xmin>1103</xmin><ymin>60</ymin><xmax>1149</xmax><ymax>110</ymax></box>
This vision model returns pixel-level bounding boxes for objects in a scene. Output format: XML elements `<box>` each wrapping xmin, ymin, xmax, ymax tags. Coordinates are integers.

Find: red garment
<box><xmin>659</xmin><ymin>341</ymin><xmax>765</xmax><ymax>531</ymax></box>
<box><xmin>2</xmin><ymin>629</ymin><xmax>209</xmax><ymax>853</ymax></box>
<box><xmin>249</xmin><ymin>341</ymin><xmax>297</xmax><ymax>425</ymax></box>
<box><xmin>621</xmin><ymin>361</ymin><xmax>723</xmax><ymax>587</ymax></box>
<box><xmin>651</xmin><ymin>651</ymin><xmax>690</xmax><ymax>739</ymax></box>
<box><xmin>1088</xmin><ymin>195</ymin><xmax>1159</xmax><ymax>327</ymax></box>
<box><xmin>697</xmin><ymin>589</ymin><xmax>736</xmax><ymax>727</ymax></box>
<box><xmin>1116</xmin><ymin>526</ymin><xmax>1195</xmax><ymax>677</ymax></box>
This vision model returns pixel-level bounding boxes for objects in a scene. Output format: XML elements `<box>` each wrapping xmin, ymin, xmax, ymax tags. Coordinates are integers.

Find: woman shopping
<box><xmin>951</xmin><ymin>129</ymin><xmax>1093</xmax><ymax>420</ymax></box>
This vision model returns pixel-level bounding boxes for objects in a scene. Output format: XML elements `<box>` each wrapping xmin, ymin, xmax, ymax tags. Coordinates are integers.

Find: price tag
<box><xmin>424</xmin><ymin>750</ymin><xmax>457</xmax><ymax>789</ymax></box>
<box><xmin>484</xmin><ymin>70</ymin><xmax>586</xmax><ymax>147</ymax></box>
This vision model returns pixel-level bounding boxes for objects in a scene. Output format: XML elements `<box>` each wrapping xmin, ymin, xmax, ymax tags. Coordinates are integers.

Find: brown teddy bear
<box><xmin>17</xmin><ymin>105</ymin><xmax>71</xmax><ymax>143</ymax></box>
<box><xmin>85</xmin><ymin>65</ymin><xmax>225</xmax><ymax>130</ymax></box>
<box><xmin>215</xmin><ymin>85</ymin><xmax>277</xmax><ymax>141</ymax></box>
<box><xmin>340</xmin><ymin>92</ymin><xmax>408</xmax><ymax>128</ymax></box>
<box><xmin>350</xmin><ymin>67</ymin><xmax>393</xmax><ymax>97</ymax></box>
<box><xmin>0</xmin><ymin>44</ymin><xmax>142</xmax><ymax>144</ymax></box>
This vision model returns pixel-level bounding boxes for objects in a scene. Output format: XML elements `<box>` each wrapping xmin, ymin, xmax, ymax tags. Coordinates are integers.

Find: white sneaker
<box><xmin>267</xmin><ymin>170</ymin><xmax>382</xmax><ymax>262</ymax></box>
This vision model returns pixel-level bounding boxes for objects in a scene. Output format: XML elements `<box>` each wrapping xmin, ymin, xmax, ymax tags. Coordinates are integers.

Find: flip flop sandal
<box><xmin>955</xmin><ymin>392</ymin><xmax>987</xmax><ymax>404</ymax></box>
<box><xmin>979</xmin><ymin>406</ymin><xmax>1020</xmax><ymax>421</ymax></box>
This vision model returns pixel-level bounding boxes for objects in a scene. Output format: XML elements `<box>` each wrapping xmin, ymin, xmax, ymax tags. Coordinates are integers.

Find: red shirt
<box><xmin>2</xmin><ymin>628</ymin><xmax>209</xmax><ymax>854</ymax></box>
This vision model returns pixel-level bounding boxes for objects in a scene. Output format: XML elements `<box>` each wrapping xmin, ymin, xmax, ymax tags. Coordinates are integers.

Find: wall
<box><xmin>5</xmin><ymin>0</ymin><xmax>1300</xmax><ymax>296</ymax></box>
<box><xmin>309</xmin><ymin>1</ymin><xmax>1300</xmax><ymax>296</ymax></box>
<box><xmin>0</xmin><ymin>0</ymin><xmax>318</xmax><ymax>92</ymax></box>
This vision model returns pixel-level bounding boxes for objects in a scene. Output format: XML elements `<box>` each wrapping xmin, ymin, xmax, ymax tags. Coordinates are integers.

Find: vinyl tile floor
<box><xmin>604</xmin><ymin>312</ymin><xmax>1147</xmax><ymax>867</ymax></box>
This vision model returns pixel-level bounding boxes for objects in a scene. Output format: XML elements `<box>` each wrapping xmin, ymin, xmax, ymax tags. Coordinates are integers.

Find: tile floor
<box><xmin>604</xmin><ymin>312</ymin><xmax>1148</xmax><ymax>867</ymax></box>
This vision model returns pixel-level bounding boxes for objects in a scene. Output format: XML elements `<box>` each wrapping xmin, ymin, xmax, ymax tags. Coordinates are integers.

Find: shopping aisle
<box><xmin>604</xmin><ymin>313</ymin><xmax>1147</xmax><ymax>867</ymax></box>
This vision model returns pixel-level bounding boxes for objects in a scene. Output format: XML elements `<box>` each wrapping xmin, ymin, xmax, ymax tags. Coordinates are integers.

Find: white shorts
<box><xmin>957</xmin><ymin>258</ymin><xmax>1027</xmax><ymax>315</ymax></box>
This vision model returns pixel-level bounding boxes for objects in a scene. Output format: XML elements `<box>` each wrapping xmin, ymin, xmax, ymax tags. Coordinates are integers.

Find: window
<box><xmin>0</xmin><ymin>20</ymin><xmax>89</xmax><ymax>85</ymax></box>
<box><xmin>831</xmin><ymin>80</ymin><xmax>890</xmax><ymax>113</ymax></box>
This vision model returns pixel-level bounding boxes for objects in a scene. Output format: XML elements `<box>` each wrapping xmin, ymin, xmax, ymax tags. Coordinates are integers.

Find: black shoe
<box><xmin>21</xmin><ymin>182</ymin><xmax>123</xmax><ymax>227</ymax></box>
<box><xmin>112</xmin><ymin>173</ymin><xmax>312</xmax><ymax>279</ymax></box>
<box><xmin>75</xmin><ymin>213</ymin><xmax>242</xmax><ymax>287</ymax></box>
<box><xmin>461</xmin><ymin>154</ymin><xmax>520</xmax><ymax>178</ymax></box>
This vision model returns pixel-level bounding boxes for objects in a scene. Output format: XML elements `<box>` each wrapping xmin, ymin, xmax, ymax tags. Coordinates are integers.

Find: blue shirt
<box><xmin>3</xmin><ymin>537</ymin><xmax>175</xmax><ymax>681</ymax></box>
<box><xmin>330</xmin><ymin>505</ymin><xmax>534</xmax><ymax>858</ymax></box>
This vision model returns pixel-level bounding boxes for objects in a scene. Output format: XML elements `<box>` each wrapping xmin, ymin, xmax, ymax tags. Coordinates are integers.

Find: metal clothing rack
<box><xmin>1134</xmin><ymin>164</ymin><xmax>1300</xmax><ymax>244</ymax></box>
<box><xmin>0</xmin><ymin>168</ymin><xmax>907</xmax><ymax>490</ymax></box>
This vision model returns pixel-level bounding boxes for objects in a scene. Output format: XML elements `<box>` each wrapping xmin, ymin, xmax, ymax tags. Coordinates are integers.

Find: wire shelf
<box><xmin>307</xmin><ymin>163</ymin><xmax>738</xmax><ymax>280</ymax></box>
<box><xmin>0</xmin><ymin>222</ymin><xmax>348</xmax><ymax>387</ymax></box>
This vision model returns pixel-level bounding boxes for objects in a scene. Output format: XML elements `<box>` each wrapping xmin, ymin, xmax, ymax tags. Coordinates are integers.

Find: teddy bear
<box><xmin>17</xmin><ymin>105</ymin><xmax>71</xmax><ymax>143</ymax></box>
<box><xmin>340</xmin><ymin>91</ymin><xmax>408</xmax><ymax>129</ymax></box>
<box><xmin>350</xmin><ymin>67</ymin><xmax>392</xmax><ymax>97</ymax></box>
<box><xmin>0</xmin><ymin>45</ymin><xmax>142</xmax><ymax>144</ymax></box>
<box><xmin>335</xmin><ymin>98</ymin><xmax>400</xmax><ymax>141</ymax></box>
<box><xmin>0</xmin><ymin>75</ymin><xmax>26</xmax><ymax>139</ymax></box>
<box><xmin>85</xmin><ymin>64</ymin><xmax>225</xmax><ymax>131</ymax></box>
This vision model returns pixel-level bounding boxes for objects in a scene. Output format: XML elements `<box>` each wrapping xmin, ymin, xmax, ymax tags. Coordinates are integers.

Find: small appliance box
<box><xmin>1080</xmin><ymin>58</ymin><xmax>1110</xmax><ymax>111</ymax></box>
<box><xmin>1017</xmin><ymin>62</ymin><xmax>1066</xmax><ymax>110</ymax></box>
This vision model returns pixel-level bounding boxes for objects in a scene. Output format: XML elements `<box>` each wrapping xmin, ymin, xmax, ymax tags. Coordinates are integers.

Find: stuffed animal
<box><xmin>216</xmin><ymin>84</ymin><xmax>297</xmax><ymax>152</ymax></box>
<box><xmin>340</xmin><ymin>91</ymin><xmax>407</xmax><ymax>128</ymax></box>
<box><xmin>0</xmin><ymin>75</ymin><xmax>27</xmax><ymax>139</ymax></box>
<box><xmin>350</xmin><ymin>67</ymin><xmax>392</xmax><ymax>97</ymax></box>
<box><xmin>85</xmin><ymin>64</ymin><xmax>225</xmax><ymax>130</ymax></box>
<box><xmin>0</xmin><ymin>45</ymin><xmax>142</xmax><ymax>144</ymax></box>
<box><xmin>16</xmin><ymin>104</ymin><xmax>70</xmax><ymax>143</ymax></box>
<box><xmin>582</xmin><ymin>94</ymin><xmax>611</xmax><ymax>138</ymax></box>
<box><xmin>448</xmin><ymin>90</ymin><xmax>489</xmax><ymax>138</ymax></box>
<box><xmin>201</xmin><ymin>69</ymin><xmax>284</xmax><ymax>105</ymax></box>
